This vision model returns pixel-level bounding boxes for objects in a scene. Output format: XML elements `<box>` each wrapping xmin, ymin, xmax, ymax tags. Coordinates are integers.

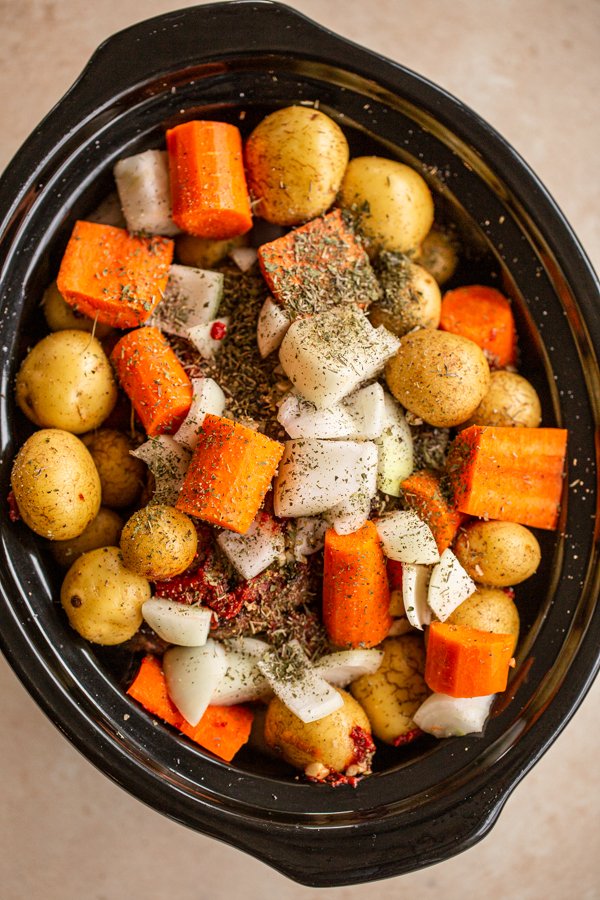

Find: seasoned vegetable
<box><xmin>447</xmin><ymin>587</ymin><xmax>520</xmax><ymax>653</ymax></box>
<box><xmin>401</xmin><ymin>469</ymin><xmax>465</xmax><ymax>553</ymax></box>
<box><xmin>49</xmin><ymin>507</ymin><xmax>123</xmax><ymax>568</ymax></box>
<box><xmin>120</xmin><ymin>505</ymin><xmax>198</xmax><ymax>580</ymax></box>
<box><xmin>414</xmin><ymin>227</ymin><xmax>459</xmax><ymax>285</ymax></box>
<box><xmin>42</xmin><ymin>280</ymin><xmax>113</xmax><ymax>338</ymax></box>
<box><xmin>440</xmin><ymin>285</ymin><xmax>517</xmax><ymax>368</ymax></box>
<box><xmin>81</xmin><ymin>428</ymin><xmax>145</xmax><ymax>509</ymax></box>
<box><xmin>465</xmin><ymin>370</ymin><xmax>542</xmax><ymax>428</ymax></box>
<box><xmin>453</xmin><ymin>520</ymin><xmax>541</xmax><ymax>586</ymax></box>
<box><xmin>371</xmin><ymin>252</ymin><xmax>441</xmax><ymax>336</ymax></box>
<box><xmin>425</xmin><ymin>622</ymin><xmax>515</xmax><ymax>697</ymax></box>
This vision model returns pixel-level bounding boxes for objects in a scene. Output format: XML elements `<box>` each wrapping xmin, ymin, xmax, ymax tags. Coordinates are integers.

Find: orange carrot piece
<box><xmin>166</xmin><ymin>120</ymin><xmax>252</xmax><ymax>239</ymax></box>
<box><xmin>176</xmin><ymin>414</ymin><xmax>284</xmax><ymax>534</ymax></box>
<box><xmin>445</xmin><ymin>425</ymin><xmax>567</xmax><ymax>530</ymax></box>
<box><xmin>323</xmin><ymin>521</ymin><xmax>392</xmax><ymax>649</ymax></box>
<box><xmin>110</xmin><ymin>326</ymin><xmax>193</xmax><ymax>436</ymax></box>
<box><xmin>401</xmin><ymin>469</ymin><xmax>466</xmax><ymax>553</ymax></box>
<box><xmin>425</xmin><ymin>621</ymin><xmax>515</xmax><ymax>697</ymax></box>
<box><xmin>257</xmin><ymin>208</ymin><xmax>381</xmax><ymax>317</ymax></box>
<box><xmin>440</xmin><ymin>285</ymin><xmax>516</xmax><ymax>367</ymax></box>
<box><xmin>56</xmin><ymin>221</ymin><xmax>173</xmax><ymax>329</ymax></box>
<box><xmin>127</xmin><ymin>656</ymin><xmax>253</xmax><ymax>762</ymax></box>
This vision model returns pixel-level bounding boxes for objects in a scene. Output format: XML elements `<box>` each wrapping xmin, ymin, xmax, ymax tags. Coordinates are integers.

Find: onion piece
<box><xmin>277</xmin><ymin>383</ymin><xmax>385</xmax><ymax>441</ymax></box>
<box><xmin>141</xmin><ymin>598</ymin><xmax>212</xmax><ymax>647</ymax></box>
<box><xmin>131</xmin><ymin>435</ymin><xmax>190</xmax><ymax>505</ymax></box>
<box><xmin>291</xmin><ymin>516</ymin><xmax>328</xmax><ymax>560</ymax></box>
<box><xmin>114</xmin><ymin>149</ymin><xmax>178</xmax><ymax>235</ymax></box>
<box><xmin>87</xmin><ymin>191</ymin><xmax>126</xmax><ymax>228</ymax></box>
<box><xmin>325</xmin><ymin>452</ymin><xmax>378</xmax><ymax>535</ymax></box>
<box><xmin>427</xmin><ymin>548</ymin><xmax>476</xmax><ymax>621</ymax></box>
<box><xmin>257</xmin><ymin>641</ymin><xmax>343</xmax><ymax>724</ymax></box>
<box><xmin>186</xmin><ymin>317</ymin><xmax>230</xmax><ymax>359</ymax></box>
<box><xmin>230</xmin><ymin>246</ymin><xmax>258</xmax><ymax>272</ymax></box>
<box><xmin>256</xmin><ymin>296</ymin><xmax>290</xmax><ymax>358</ymax></box>
<box><xmin>217</xmin><ymin>513</ymin><xmax>285</xmax><ymax>580</ymax></box>
<box><xmin>163</xmin><ymin>640</ymin><xmax>228</xmax><ymax>726</ymax></box>
<box><xmin>211</xmin><ymin>638</ymin><xmax>271</xmax><ymax>705</ymax></box>
<box><xmin>402</xmin><ymin>563</ymin><xmax>432</xmax><ymax>630</ymax></box>
<box><xmin>376</xmin><ymin>393</ymin><xmax>414</xmax><ymax>496</ymax></box>
<box><xmin>173</xmin><ymin>377</ymin><xmax>226</xmax><ymax>450</ymax></box>
<box><xmin>312</xmin><ymin>649</ymin><xmax>384</xmax><ymax>687</ymax></box>
<box><xmin>376</xmin><ymin>510</ymin><xmax>440</xmax><ymax>565</ymax></box>
<box><xmin>150</xmin><ymin>264</ymin><xmax>224</xmax><ymax>337</ymax></box>
<box><xmin>413</xmin><ymin>692</ymin><xmax>495</xmax><ymax>738</ymax></box>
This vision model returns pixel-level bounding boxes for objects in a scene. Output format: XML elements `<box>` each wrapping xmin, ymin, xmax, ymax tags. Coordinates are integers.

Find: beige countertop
<box><xmin>1</xmin><ymin>1</ymin><xmax>598</xmax><ymax>897</ymax></box>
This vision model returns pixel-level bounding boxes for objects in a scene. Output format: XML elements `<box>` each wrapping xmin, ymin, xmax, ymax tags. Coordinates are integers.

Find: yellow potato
<box><xmin>465</xmin><ymin>370</ymin><xmax>542</xmax><ymax>428</ymax></box>
<box><xmin>351</xmin><ymin>635</ymin><xmax>428</xmax><ymax>744</ymax></box>
<box><xmin>11</xmin><ymin>428</ymin><xmax>101</xmax><ymax>540</ymax></box>
<box><xmin>16</xmin><ymin>330</ymin><xmax>117</xmax><ymax>433</ymax></box>
<box><xmin>385</xmin><ymin>328</ymin><xmax>490</xmax><ymax>427</ymax></box>
<box><xmin>245</xmin><ymin>105</ymin><xmax>349</xmax><ymax>225</ymax></box>
<box><xmin>120</xmin><ymin>505</ymin><xmax>198</xmax><ymax>579</ymax></box>
<box><xmin>264</xmin><ymin>689</ymin><xmax>373</xmax><ymax>777</ymax></box>
<box><xmin>49</xmin><ymin>507</ymin><xmax>123</xmax><ymax>568</ymax></box>
<box><xmin>453</xmin><ymin>520</ymin><xmax>541</xmax><ymax>587</ymax></box>
<box><xmin>447</xmin><ymin>587</ymin><xmax>520</xmax><ymax>653</ymax></box>
<box><xmin>60</xmin><ymin>546</ymin><xmax>150</xmax><ymax>645</ymax></box>
<box><xmin>414</xmin><ymin>228</ymin><xmax>459</xmax><ymax>285</ymax></box>
<box><xmin>175</xmin><ymin>233</ymin><xmax>245</xmax><ymax>269</ymax></box>
<box><xmin>339</xmin><ymin>156</ymin><xmax>434</xmax><ymax>253</ymax></box>
<box><xmin>81</xmin><ymin>429</ymin><xmax>145</xmax><ymax>509</ymax></box>
<box><xmin>42</xmin><ymin>281</ymin><xmax>113</xmax><ymax>338</ymax></box>
<box><xmin>371</xmin><ymin>253</ymin><xmax>441</xmax><ymax>335</ymax></box>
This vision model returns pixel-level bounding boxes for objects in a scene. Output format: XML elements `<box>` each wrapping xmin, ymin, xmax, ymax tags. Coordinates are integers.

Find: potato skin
<box><xmin>16</xmin><ymin>330</ymin><xmax>117</xmax><ymax>433</ymax></box>
<box><xmin>245</xmin><ymin>106</ymin><xmax>349</xmax><ymax>225</ymax></box>
<box><xmin>351</xmin><ymin>635</ymin><xmax>428</xmax><ymax>744</ymax></box>
<box><xmin>175</xmin><ymin>233</ymin><xmax>245</xmax><ymax>269</ymax></box>
<box><xmin>264</xmin><ymin>688</ymin><xmax>373</xmax><ymax>775</ymax></box>
<box><xmin>11</xmin><ymin>429</ymin><xmax>101</xmax><ymax>540</ymax></box>
<box><xmin>60</xmin><ymin>546</ymin><xmax>150</xmax><ymax>645</ymax></box>
<box><xmin>339</xmin><ymin>156</ymin><xmax>434</xmax><ymax>253</ymax></box>
<box><xmin>414</xmin><ymin>228</ymin><xmax>459</xmax><ymax>285</ymax></box>
<box><xmin>120</xmin><ymin>505</ymin><xmax>198</xmax><ymax>579</ymax></box>
<box><xmin>447</xmin><ymin>586</ymin><xmax>520</xmax><ymax>653</ymax></box>
<box><xmin>371</xmin><ymin>253</ymin><xmax>441</xmax><ymax>336</ymax></box>
<box><xmin>81</xmin><ymin>429</ymin><xmax>145</xmax><ymax>509</ymax></box>
<box><xmin>42</xmin><ymin>281</ymin><xmax>113</xmax><ymax>338</ymax></box>
<box><xmin>49</xmin><ymin>507</ymin><xmax>123</xmax><ymax>568</ymax></box>
<box><xmin>465</xmin><ymin>370</ymin><xmax>542</xmax><ymax>428</ymax></box>
<box><xmin>385</xmin><ymin>328</ymin><xmax>491</xmax><ymax>427</ymax></box>
<box><xmin>454</xmin><ymin>520</ymin><xmax>541</xmax><ymax>587</ymax></box>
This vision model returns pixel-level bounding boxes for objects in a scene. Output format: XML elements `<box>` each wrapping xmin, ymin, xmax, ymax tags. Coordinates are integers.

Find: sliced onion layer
<box><xmin>413</xmin><ymin>692</ymin><xmax>495</xmax><ymax>738</ymax></box>
<box><xmin>277</xmin><ymin>383</ymin><xmax>385</xmax><ymax>441</ymax></box>
<box><xmin>291</xmin><ymin>516</ymin><xmax>328</xmax><ymax>560</ymax></box>
<box><xmin>427</xmin><ymin>548</ymin><xmax>476</xmax><ymax>621</ymax></box>
<box><xmin>257</xmin><ymin>642</ymin><xmax>343</xmax><ymax>724</ymax></box>
<box><xmin>256</xmin><ymin>296</ymin><xmax>290</xmax><ymax>358</ymax></box>
<box><xmin>163</xmin><ymin>640</ymin><xmax>228</xmax><ymax>726</ymax></box>
<box><xmin>173</xmin><ymin>377</ymin><xmax>226</xmax><ymax>450</ymax></box>
<box><xmin>114</xmin><ymin>149</ymin><xmax>178</xmax><ymax>235</ymax></box>
<box><xmin>312</xmin><ymin>649</ymin><xmax>384</xmax><ymax>687</ymax></box>
<box><xmin>217</xmin><ymin>514</ymin><xmax>285</xmax><ymax>580</ymax></box>
<box><xmin>151</xmin><ymin>264</ymin><xmax>224</xmax><ymax>337</ymax></box>
<box><xmin>376</xmin><ymin>510</ymin><xmax>440</xmax><ymax>565</ymax></box>
<box><xmin>142</xmin><ymin>598</ymin><xmax>212</xmax><ymax>647</ymax></box>
<box><xmin>402</xmin><ymin>563</ymin><xmax>432</xmax><ymax>630</ymax></box>
<box><xmin>131</xmin><ymin>435</ymin><xmax>190</xmax><ymax>506</ymax></box>
<box><xmin>230</xmin><ymin>246</ymin><xmax>258</xmax><ymax>272</ymax></box>
<box><xmin>376</xmin><ymin>392</ymin><xmax>414</xmax><ymax>496</ymax></box>
<box><xmin>186</xmin><ymin>317</ymin><xmax>229</xmax><ymax>359</ymax></box>
<box><xmin>211</xmin><ymin>638</ymin><xmax>271</xmax><ymax>705</ymax></box>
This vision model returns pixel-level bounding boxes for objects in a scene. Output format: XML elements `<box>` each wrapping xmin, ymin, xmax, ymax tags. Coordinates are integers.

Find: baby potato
<box><xmin>454</xmin><ymin>520</ymin><xmax>541</xmax><ymax>587</ymax></box>
<box><xmin>16</xmin><ymin>330</ymin><xmax>117</xmax><ymax>433</ymax></box>
<box><xmin>413</xmin><ymin>227</ymin><xmax>459</xmax><ymax>285</ymax></box>
<box><xmin>465</xmin><ymin>370</ymin><xmax>542</xmax><ymax>428</ymax></box>
<box><xmin>351</xmin><ymin>635</ymin><xmax>428</xmax><ymax>745</ymax></box>
<box><xmin>264</xmin><ymin>689</ymin><xmax>373</xmax><ymax>777</ymax></box>
<box><xmin>245</xmin><ymin>105</ymin><xmax>349</xmax><ymax>225</ymax></box>
<box><xmin>49</xmin><ymin>507</ymin><xmax>123</xmax><ymax>568</ymax></box>
<box><xmin>60</xmin><ymin>546</ymin><xmax>150</xmax><ymax>645</ymax></box>
<box><xmin>120</xmin><ymin>505</ymin><xmax>198</xmax><ymax>579</ymax></box>
<box><xmin>42</xmin><ymin>281</ymin><xmax>113</xmax><ymax>338</ymax></box>
<box><xmin>175</xmin><ymin>233</ymin><xmax>245</xmax><ymax>269</ymax></box>
<box><xmin>11</xmin><ymin>428</ymin><xmax>101</xmax><ymax>540</ymax></box>
<box><xmin>447</xmin><ymin>586</ymin><xmax>520</xmax><ymax>653</ymax></box>
<box><xmin>81</xmin><ymin>429</ymin><xmax>145</xmax><ymax>509</ymax></box>
<box><xmin>339</xmin><ymin>156</ymin><xmax>434</xmax><ymax>253</ymax></box>
<box><xmin>371</xmin><ymin>252</ymin><xmax>441</xmax><ymax>336</ymax></box>
<box><xmin>385</xmin><ymin>328</ymin><xmax>490</xmax><ymax>427</ymax></box>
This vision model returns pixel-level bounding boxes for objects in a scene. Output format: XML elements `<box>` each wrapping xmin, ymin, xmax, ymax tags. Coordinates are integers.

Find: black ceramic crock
<box><xmin>0</xmin><ymin>1</ymin><xmax>598</xmax><ymax>887</ymax></box>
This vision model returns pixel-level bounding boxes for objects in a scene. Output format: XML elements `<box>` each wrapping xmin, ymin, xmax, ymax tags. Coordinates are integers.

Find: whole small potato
<box><xmin>50</xmin><ymin>507</ymin><xmax>123</xmax><ymax>568</ymax></box>
<box><xmin>447</xmin><ymin>586</ymin><xmax>520</xmax><ymax>652</ymax></box>
<box><xmin>385</xmin><ymin>328</ymin><xmax>491</xmax><ymax>427</ymax></box>
<box><xmin>339</xmin><ymin>156</ymin><xmax>434</xmax><ymax>253</ymax></box>
<box><xmin>16</xmin><ymin>330</ymin><xmax>117</xmax><ymax>433</ymax></box>
<box><xmin>413</xmin><ymin>228</ymin><xmax>459</xmax><ymax>285</ymax></box>
<box><xmin>264</xmin><ymin>689</ymin><xmax>373</xmax><ymax>777</ymax></box>
<box><xmin>60</xmin><ymin>546</ymin><xmax>150</xmax><ymax>645</ymax></box>
<box><xmin>81</xmin><ymin>429</ymin><xmax>145</xmax><ymax>509</ymax></box>
<box><xmin>42</xmin><ymin>281</ymin><xmax>113</xmax><ymax>338</ymax></box>
<box><xmin>11</xmin><ymin>429</ymin><xmax>101</xmax><ymax>540</ymax></box>
<box><xmin>371</xmin><ymin>253</ymin><xmax>441</xmax><ymax>336</ymax></box>
<box><xmin>454</xmin><ymin>520</ymin><xmax>541</xmax><ymax>587</ymax></box>
<box><xmin>245</xmin><ymin>105</ymin><xmax>349</xmax><ymax>225</ymax></box>
<box><xmin>351</xmin><ymin>635</ymin><xmax>428</xmax><ymax>745</ymax></box>
<box><xmin>120</xmin><ymin>505</ymin><xmax>198</xmax><ymax>579</ymax></box>
<box><xmin>175</xmin><ymin>233</ymin><xmax>245</xmax><ymax>269</ymax></box>
<box><xmin>465</xmin><ymin>370</ymin><xmax>542</xmax><ymax>428</ymax></box>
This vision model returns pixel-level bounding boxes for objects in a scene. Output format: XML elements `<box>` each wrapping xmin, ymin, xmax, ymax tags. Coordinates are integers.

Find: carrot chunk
<box><xmin>323</xmin><ymin>521</ymin><xmax>392</xmax><ymax>649</ymax></box>
<box><xmin>425</xmin><ymin>621</ymin><xmax>515</xmax><ymax>697</ymax></box>
<box><xmin>440</xmin><ymin>284</ymin><xmax>516</xmax><ymax>367</ymax></box>
<box><xmin>445</xmin><ymin>425</ymin><xmax>567</xmax><ymax>530</ymax></box>
<box><xmin>166</xmin><ymin>120</ymin><xmax>252</xmax><ymax>239</ymax></box>
<box><xmin>176</xmin><ymin>414</ymin><xmax>284</xmax><ymax>534</ymax></box>
<box><xmin>111</xmin><ymin>326</ymin><xmax>193</xmax><ymax>436</ymax></box>
<box><xmin>258</xmin><ymin>208</ymin><xmax>381</xmax><ymax>317</ymax></box>
<box><xmin>401</xmin><ymin>469</ymin><xmax>466</xmax><ymax>553</ymax></box>
<box><xmin>56</xmin><ymin>221</ymin><xmax>173</xmax><ymax>328</ymax></box>
<box><xmin>127</xmin><ymin>656</ymin><xmax>253</xmax><ymax>762</ymax></box>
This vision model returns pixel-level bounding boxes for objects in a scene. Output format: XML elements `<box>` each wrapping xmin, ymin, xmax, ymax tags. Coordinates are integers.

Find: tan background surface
<box><xmin>0</xmin><ymin>1</ymin><xmax>598</xmax><ymax>897</ymax></box>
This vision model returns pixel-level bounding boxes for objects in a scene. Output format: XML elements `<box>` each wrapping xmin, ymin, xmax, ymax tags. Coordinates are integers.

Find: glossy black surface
<box><xmin>0</xmin><ymin>1</ymin><xmax>598</xmax><ymax>887</ymax></box>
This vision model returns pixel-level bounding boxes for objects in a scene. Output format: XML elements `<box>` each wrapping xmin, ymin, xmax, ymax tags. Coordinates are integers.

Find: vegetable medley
<box><xmin>9</xmin><ymin>105</ymin><xmax>568</xmax><ymax>783</ymax></box>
